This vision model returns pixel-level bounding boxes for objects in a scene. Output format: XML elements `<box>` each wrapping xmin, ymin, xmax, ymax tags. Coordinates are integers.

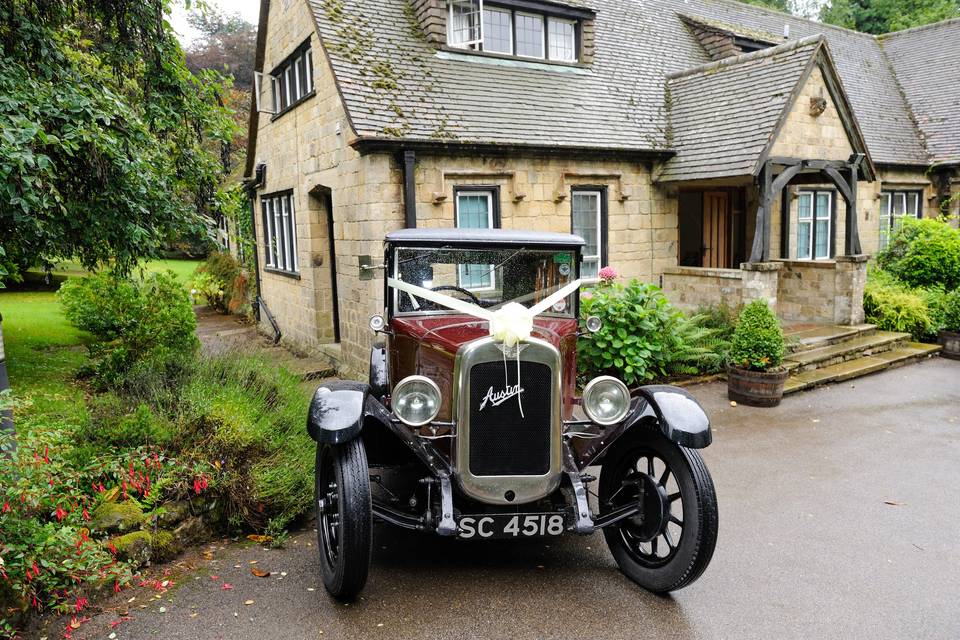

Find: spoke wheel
<box><xmin>315</xmin><ymin>439</ymin><xmax>372</xmax><ymax>600</ymax></box>
<box><xmin>599</xmin><ymin>428</ymin><xmax>718</xmax><ymax>593</ymax></box>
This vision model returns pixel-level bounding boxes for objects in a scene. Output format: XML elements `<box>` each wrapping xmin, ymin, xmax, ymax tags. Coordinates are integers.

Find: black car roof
<box><xmin>385</xmin><ymin>228</ymin><xmax>585</xmax><ymax>247</ymax></box>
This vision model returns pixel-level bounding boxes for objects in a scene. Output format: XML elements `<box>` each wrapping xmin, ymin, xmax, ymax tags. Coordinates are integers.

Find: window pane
<box><xmin>289</xmin><ymin>195</ymin><xmax>299</xmax><ymax>272</ymax></box>
<box><xmin>262</xmin><ymin>202</ymin><xmax>274</xmax><ymax>267</ymax></box>
<box><xmin>879</xmin><ymin>193</ymin><xmax>891</xmax><ymax>220</ymax></box>
<box><xmin>815</xmin><ymin>193</ymin><xmax>830</xmax><ymax>220</ymax></box>
<box><xmin>548</xmin><ymin>18</ymin><xmax>576</xmax><ymax>61</ymax></box>
<box><xmin>281</xmin><ymin>196</ymin><xmax>292</xmax><ymax>270</ymax></box>
<box><xmin>457</xmin><ymin>193</ymin><xmax>492</xmax><ymax>228</ymax></box>
<box><xmin>483</xmin><ymin>7</ymin><xmax>512</xmax><ymax>54</ymax></box>
<box><xmin>515</xmin><ymin>13</ymin><xmax>544</xmax><ymax>58</ymax></box>
<box><xmin>798</xmin><ymin>193</ymin><xmax>812</xmax><ymax>219</ymax></box>
<box><xmin>305</xmin><ymin>49</ymin><xmax>314</xmax><ymax>92</ymax></box>
<box><xmin>572</xmin><ymin>192</ymin><xmax>600</xmax><ymax>260</ymax></box>
<box><xmin>581</xmin><ymin>258</ymin><xmax>599</xmax><ymax>279</ymax></box>
<box><xmin>906</xmin><ymin>193</ymin><xmax>918</xmax><ymax>217</ymax></box>
<box><xmin>815</xmin><ymin>220</ymin><xmax>829</xmax><ymax>258</ymax></box>
<box><xmin>456</xmin><ymin>191</ymin><xmax>493</xmax><ymax>289</ymax></box>
<box><xmin>892</xmin><ymin>193</ymin><xmax>906</xmax><ymax>217</ymax></box>
<box><xmin>296</xmin><ymin>54</ymin><xmax>308</xmax><ymax>99</ymax></box>
<box><xmin>284</xmin><ymin>67</ymin><xmax>293</xmax><ymax>107</ymax></box>
<box><xmin>274</xmin><ymin>197</ymin><xmax>285</xmax><ymax>270</ymax></box>
<box><xmin>797</xmin><ymin>221</ymin><xmax>811</xmax><ymax>259</ymax></box>
<box><xmin>449</xmin><ymin>1</ymin><xmax>481</xmax><ymax>47</ymax></box>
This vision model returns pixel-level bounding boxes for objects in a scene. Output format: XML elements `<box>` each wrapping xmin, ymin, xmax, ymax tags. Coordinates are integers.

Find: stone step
<box><xmin>784</xmin><ymin>342</ymin><xmax>942</xmax><ymax>394</ymax></box>
<box><xmin>784</xmin><ymin>323</ymin><xmax>877</xmax><ymax>353</ymax></box>
<box><xmin>784</xmin><ymin>331</ymin><xmax>910</xmax><ymax>373</ymax></box>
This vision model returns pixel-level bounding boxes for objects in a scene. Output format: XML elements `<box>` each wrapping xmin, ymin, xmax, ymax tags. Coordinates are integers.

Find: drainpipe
<box><xmin>403</xmin><ymin>150</ymin><xmax>417</xmax><ymax>228</ymax></box>
<box><xmin>244</xmin><ymin>164</ymin><xmax>281</xmax><ymax>344</ymax></box>
<box><xmin>0</xmin><ymin>314</ymin><xmax>13</xmax><ymax>454</ymax></box>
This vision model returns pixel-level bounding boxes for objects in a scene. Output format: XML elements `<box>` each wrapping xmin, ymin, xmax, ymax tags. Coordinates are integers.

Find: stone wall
<box><xmin>769</xmin><ymin>66</ymin><xmax>854</xmax><ymax>163</ymax></box>
<box><xmin>662</xmin><ymin>266</ymin><xmax>743</xmax><ymax>310</ymax></box>
<box><xmin>776</xmin><ymin>260</ymin><xmax>837</xmax><ymax>322</ymax></box>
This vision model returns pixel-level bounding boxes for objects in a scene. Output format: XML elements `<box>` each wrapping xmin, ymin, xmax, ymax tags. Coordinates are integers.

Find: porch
<box><xmin>663</xmin><ymin>155</ymin><xmax>871</xmax><ymax>326</ymax></box>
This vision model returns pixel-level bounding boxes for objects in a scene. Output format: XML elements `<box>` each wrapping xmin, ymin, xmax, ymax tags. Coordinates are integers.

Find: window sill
<box><xmin>270</xmin><ymin>90</ymin><xmax>316</xmax><ymax>123</ymax></box>
<box><xmin>438</xmin><ymin>46</ymin><xmax>588</xmax><ymax>70</ymax></box>
<box><xmin>264</xmin><ymin>267</ymin><xmax>301</xmax><ymax>280</ymax></box>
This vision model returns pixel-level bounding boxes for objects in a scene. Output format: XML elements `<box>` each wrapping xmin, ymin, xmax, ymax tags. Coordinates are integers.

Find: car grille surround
<box><xmin>453</xmin><ymin>337</ymin><xmax>562</xmax><ymax>505</ymax></box>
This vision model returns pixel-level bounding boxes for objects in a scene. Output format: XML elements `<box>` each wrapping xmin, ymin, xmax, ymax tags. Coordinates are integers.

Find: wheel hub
<box><xmin>627</xmin><ymin>472</ymin><xmax>670</xmax><ymax>542</ymax></box>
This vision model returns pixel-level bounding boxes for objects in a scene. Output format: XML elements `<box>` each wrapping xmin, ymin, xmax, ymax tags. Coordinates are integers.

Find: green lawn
<box><xmin>0</xmin><ymin>259</ymin><xmax>201</xmax><ymax>425</ymax></box>
<box><xmin>32</xmin><ymin>258</ymin><xmax>201</xmax><ymax>284</ymax></box>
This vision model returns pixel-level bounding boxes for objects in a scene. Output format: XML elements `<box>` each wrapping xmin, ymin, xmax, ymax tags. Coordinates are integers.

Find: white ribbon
<box><xmin>388</xmin><ymin>277</ymin><xmax>582</xmax><ymax>418</ymax></box>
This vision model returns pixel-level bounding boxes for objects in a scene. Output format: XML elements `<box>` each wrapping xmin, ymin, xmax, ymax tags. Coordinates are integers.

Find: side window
<box><xmin>260</xmin><ymin>191</ymin><xmax>299</xmax><ymax>275</ymax></box>
<box><xmin>455</xmin><ymin>188</ymin><xmax>499</xmax><ymax>289</ymax></box>
<box><xmin>879</xmin><ymin>190</ymin><xmax>921</xmax><ymax>250</ymax></box>
<box><xmin>796</xmin><ymin>190</ymin><xmax>832</xmax><ymax>260</ymax></box>
<box><xmin>266</xmin><ymin>42</ymin><xmax>314</xmax><ymax>116</ymax></box>
<box><xmin>571</xmin><ymin>189</ymin><xmax>605</xmax><ymax>278</ymax></box>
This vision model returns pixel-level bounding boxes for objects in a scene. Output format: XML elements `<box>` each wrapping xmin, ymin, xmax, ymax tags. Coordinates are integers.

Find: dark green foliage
<box><xmin>81</xmin><ymin>395</ymin><xmax>176</xmax><ymax>448</ymax></box>
<box><xmin>862</xmin><ymin>268</ymin><xmax>939</xmax><ymax>341</ymax></box>
<box><xmin>728</xmin><ymin>300</ymin><xmax>785</xmax><ymax>371</ymax></box>
<box><xmin>876</xmin><ymin>218</ymin><xmax>960</xmax><ymax>291</ymax></box>
<box><xmin>0</xmin><ymin>1</ymin><xmax>237</xmax><ymax>281</ymax></box>
<box><xmin>942</xmin><ymin>290</ymin><xmax>960</xmax><ymax>332</ymax></box>
<box><xmin>821</xmin><ymin>0</ymin><xmax>959</xmax><ymax>34</ymax></box>
<box><xmin>58</xmin><ymin>272</ymin><xmax>199</xmax><ymax>387</ymax></box>
<box><xmin>578</xmin><ymin>281</ymin><xmax>725</xmax><ymax>385</ymax></box>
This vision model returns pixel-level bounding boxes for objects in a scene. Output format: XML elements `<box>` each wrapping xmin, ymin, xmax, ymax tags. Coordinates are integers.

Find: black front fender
<box><xmin>632</xmin><ymin>384</ymin><xmax>712</xmax><ymax>448</ymax></box>
<box><xmin>307</xmin><ymin>381</ymin><xmax>379</xmax><ymax>445</ymax></box>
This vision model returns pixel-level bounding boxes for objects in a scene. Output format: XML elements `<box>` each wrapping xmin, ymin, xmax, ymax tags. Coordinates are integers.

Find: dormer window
<box><xmin>447</xmin><ymin>0</ymin><xmax>587</xmax><ymax>64</ymax></box>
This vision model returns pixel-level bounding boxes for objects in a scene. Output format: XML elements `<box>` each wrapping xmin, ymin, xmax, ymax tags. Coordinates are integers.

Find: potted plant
<box><xmin>727</xmin><ymin>299</ymin><xmax>788</xmax><ymax>407</ymax></box>
<box><xmin>939</xmin><ymin>291</ymin><xmax>960</xmax><ymax>360</ymax></box>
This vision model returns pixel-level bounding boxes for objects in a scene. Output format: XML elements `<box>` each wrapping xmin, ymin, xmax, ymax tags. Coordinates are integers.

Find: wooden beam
<box><xmin>846</xmin><ymin>163</ymin><xmax>862</xmax><ymax>255</ymax></box>
<box><xmin>823</xmin><ymin>166</ymin><xmax>853</xmax><ymax>203</ymax></box>
<box><xmin>749</xmin><ymin>162</ymin><xmax>774</xmax><ymax>263</ymax></box>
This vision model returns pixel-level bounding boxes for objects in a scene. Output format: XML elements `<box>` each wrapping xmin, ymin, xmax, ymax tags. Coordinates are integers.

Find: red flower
<box><xmin>25</xmin><ymin>568</ymin><xmax>32</xmax><ymax>582</ymax></box>
<box><xmin>221</xmin><ymin>582</ymin><xmax>233</xmax><ymax>590</ymax></box>
<box><xmin>44</xmin><ymin>446</ymin><xmax>49</xmax><ymax>463</ymax></box>
<box><xmin>82</xmin><ymin>507</ymin><xmax>90</xmax><ymax>520</ymax></box>
<box><xmin>32</xmin><ymin>561</ymin><xmax>40</xmax><ymax>576</ymax></box>
<box><xmin>114</xmin><ymin>580</ymin><xmax>122</xmax><ymax>593</ymax></box>
<box><xmin>55</xmin><ymin>506</ymin><xmax>67</xmax><ymax>521</ymax></box>
<box><xmin>107</xmin><ymin>541</ymin><xmax>117</xmax><ymax>555</ymax></box>
<box><xmin>2</xmin><ymin>501</ymin><xmax>10</xmax><ymax>513</ymax></box>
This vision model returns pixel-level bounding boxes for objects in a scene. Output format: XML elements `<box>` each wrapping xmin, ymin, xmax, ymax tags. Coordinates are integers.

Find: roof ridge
<box><xmin>666</xmin><ymin>34</ymin><xmax>823</xmax><ymax>80</ymax></box>
<box><xmin>679</xmin><ymin>0</ymin><xmax>879</xmax><ymax>39</ymax></box>
<box><xmin>876</xmin><ymin>17</ymin><xmax>960</xmax><ymax>39</ymax></box>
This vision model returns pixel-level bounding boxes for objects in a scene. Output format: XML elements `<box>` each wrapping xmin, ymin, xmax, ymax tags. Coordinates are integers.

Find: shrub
<box><xmin>876</xmin><ymin>217</ymin><xmax>960</xmax><ymax>290</ymax></box>
<box><xmin>80</xmin><ymin>395</ymin><xmax>176</xmax><ymax>449</ymax></box>
<box><xmin>728</xmin><ymin>300</ymin><xmax>785</xmax><ymax>371</ymax></box>
<box><xmin>176</xmin><ymin>354</ymin><xmax>314</xmax><ymax>529</ymax></box>
<box><xmin>58</xmin><ymin>272</ymin><xmax>199</xmax><ymax>388</ymax></box>
<box><xmin>192</xmin><ymin>251</ymin><xmax>250</xmax><ymax>315</ymax></box>
<box><xmin>579</xmin><ymin>280</ymin><xmax>724</xmax><ymax>385</ymax></box>
<box><xmin>863</xmin><ymin>269</ymin><xmax>938</xmax><ymax>341</ymax></box>
<box><xmin>941</xmin><ymin>290</ymin><xmax>960</xmax><ymax>333</ymax></box>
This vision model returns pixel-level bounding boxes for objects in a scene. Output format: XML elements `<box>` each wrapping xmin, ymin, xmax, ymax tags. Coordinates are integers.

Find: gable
<box><xmin>768</xmin><ymin>65</ymin><xmax>854</xmax><ymax>162</ymax></box>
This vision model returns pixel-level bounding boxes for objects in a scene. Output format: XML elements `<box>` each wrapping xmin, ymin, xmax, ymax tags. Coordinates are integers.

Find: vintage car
<box><xmin>307</xmin><ymin>228</ymin><xmax>717</xmax><ymax>599</ymax></box>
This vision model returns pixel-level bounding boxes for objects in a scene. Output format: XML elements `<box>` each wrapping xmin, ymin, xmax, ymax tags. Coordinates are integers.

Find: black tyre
<box><xmin>315</xmin><ymin>439</ymin><xmax>372</xmax><ymax>600</ymax></box>
<box><xmin>599</xmin><ymin>428</ymin><xmax>718</xmax><ymax>593</ymax></box>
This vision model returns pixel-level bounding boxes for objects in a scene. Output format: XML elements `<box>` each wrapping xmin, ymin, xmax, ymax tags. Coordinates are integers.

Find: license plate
<box><xmin>457</xmin><ymin>513</ymin><xmax>566</xmax><ymax>539</ymax></box>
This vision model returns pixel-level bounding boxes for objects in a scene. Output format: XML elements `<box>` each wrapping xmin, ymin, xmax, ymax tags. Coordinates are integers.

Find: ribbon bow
<box><xmin>388</xmin><ymin>276</ymin><xmax>582</xmax><ymax>417</ymax></box>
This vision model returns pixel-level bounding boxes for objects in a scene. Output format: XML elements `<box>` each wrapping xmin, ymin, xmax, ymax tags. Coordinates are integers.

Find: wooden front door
<box><xmin>702</xmin><ymin>191</ymin><xmax>731</xmax><ymax>269</ymax></box>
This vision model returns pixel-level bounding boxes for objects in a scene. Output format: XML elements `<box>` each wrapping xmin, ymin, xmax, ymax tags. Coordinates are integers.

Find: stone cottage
<box><xmin>242</xmin><ymin>0</ymin><xmax>960</xmax><ymax>377</ymax></box>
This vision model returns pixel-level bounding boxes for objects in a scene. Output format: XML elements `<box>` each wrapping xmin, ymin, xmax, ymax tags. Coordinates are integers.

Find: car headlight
<box><xmin>392</xmin><ymin>376</ymin><xmax>441</xmax><ymax>426</ymax></box>
<box><xmin>582</xmin><ymin>376</ymin><xmax>630</xmax><ymax>425</ymax></box>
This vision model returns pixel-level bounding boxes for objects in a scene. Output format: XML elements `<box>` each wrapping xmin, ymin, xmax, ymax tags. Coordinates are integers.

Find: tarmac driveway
<box><xmin>37</xmin><ymin>357</ymin><xmax>960</xmax><ymax>640</ymax></box>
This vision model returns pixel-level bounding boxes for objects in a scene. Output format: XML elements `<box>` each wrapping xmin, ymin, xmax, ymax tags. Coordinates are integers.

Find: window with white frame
<box><xmin>455</xmin><ymin>188</ymin><xmax>498</xmax><ymax>289</ymax></box>
<box><xmin>448</xmin><ymin>0</ymin><xmax>483</xmax><ymax>48</ymax></box>
<box><xmin>261</xmin><ymin>191</ymin><xmax>299</xmax><ymax>274</ymax></box>
<box><xmin>879</xmin><ymin>190</ymin><xmax>921</xmax><ymax>249</ymax></box>
<box><xmin>572</xmin><ymin>189</ymin><xmax>604</xmax><ymax>278</ymax></box>
<box><xmin>548</xmin><ymin>18</ymin><xmax>576</xmax><ymax>61</ymax></box>
<box><xmin>446</xmin><ymin>2</ymin><xmax>581</xmax><ymax>63</ymax></box>
<box><xmin>269</xmin><ymin>42</ymin><xmax>314</xmax><ymax>115</ymax></box>
<box><xmin>796</xmin><ymin>190</ymin><xmax>832</xmax><ymax>260</ymax></box>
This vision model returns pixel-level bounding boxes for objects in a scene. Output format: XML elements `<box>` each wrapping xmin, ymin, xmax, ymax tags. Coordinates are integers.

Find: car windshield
<box><xmin>392</xmin><ymin>246</ymin><xmax>578</xmax><ymax>317</ymax></box>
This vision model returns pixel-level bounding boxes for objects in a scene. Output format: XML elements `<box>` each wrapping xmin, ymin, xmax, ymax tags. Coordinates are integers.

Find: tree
<box><xmin>820</xmin><ymin>0</ymin><xmax>959</xmax><ymax>33</ymax></box>
<box><xmin>0</xmin><ymin>0</ymin><xmax>237</xmax><ymax>281</ymax></box>
<box><xmin>185</xmin><ymin>10</ymin><xmax>257</xmax><ymax>91</ymax></box>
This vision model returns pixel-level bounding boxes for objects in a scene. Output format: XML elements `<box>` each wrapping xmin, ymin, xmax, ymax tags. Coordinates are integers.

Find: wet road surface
<box><xmin>36</xmin><ymin>358</ymin><xmax>960</xmax><ymax>640</ymax></box>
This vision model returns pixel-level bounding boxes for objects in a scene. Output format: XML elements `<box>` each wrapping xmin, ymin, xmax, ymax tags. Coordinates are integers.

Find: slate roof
<box><xmin>880</xmin><ymin>19</ymin><xmax>960</xmax><ymax>165</ymax></box>
<box><xmin>659</xmin><ymin>36</ymin><xmax>823</xmax><ymax>182</ymax></box>
<box><xmin>301</xmin><ymin>0</ymin><xmax>956</xmax><ymax>173</ymax></box>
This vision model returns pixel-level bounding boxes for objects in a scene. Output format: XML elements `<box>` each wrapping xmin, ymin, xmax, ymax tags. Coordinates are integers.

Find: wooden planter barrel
<box><xmin>727</xmin><ymin>365</ymin><xmax>789</xmax><ymax>407</ymax></box>
<box><xmin>939</xmin><ymin>330</ymin><xmax>960</xmax><ymax>360</ymax></box>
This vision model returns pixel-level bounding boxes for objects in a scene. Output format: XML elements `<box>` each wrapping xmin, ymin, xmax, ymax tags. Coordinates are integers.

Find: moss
<box><xmin>111</xmin><ymin>531</ymin><xmax>153</xmax><ymax>566</ymax></box>
<box><xmin>91</xmin><ymin>501</ymin><xmax>145</xmax><ymax>534</ymax></box>
<box><xmin>151</xmin><ymin>530</ymin><xmax>182</xmax><ymax>562</ymax></box>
